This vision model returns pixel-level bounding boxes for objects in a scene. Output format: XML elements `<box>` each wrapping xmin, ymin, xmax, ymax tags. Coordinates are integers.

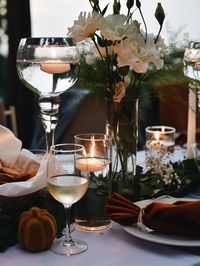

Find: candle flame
<box><xmin>90</xmin><ymin>136</ymin><xmax>95</xmax><ymax>158</ymax></box>
<box><xmin>161</xmin><ymin>126</ymin><xmax>165</xmax><ymax>133</ymax></box>
<box><xmin>51</xmin><ymin>47</ymin><xmax>56</xmax><ymax>59</ymax></box>
<box><xmin>154</xmin><ymin>131</ymin><xmax>160</xmax><ymax>141</ymax></box>
<box><xmin>82</xmin><ymin>148</ymin><xmax>87</xmax><ymax>158</ymax></box>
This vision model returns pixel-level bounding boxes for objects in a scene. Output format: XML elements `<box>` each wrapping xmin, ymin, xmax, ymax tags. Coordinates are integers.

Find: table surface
<box><xmin>2</xmin><ymin>148</ymin><xmax>200</xmax><ymax>266</ymax></box>
<box><xmin>1</xmin><ymin>222</ymin><xmax>200</xmax><ymax>266</ymax></box>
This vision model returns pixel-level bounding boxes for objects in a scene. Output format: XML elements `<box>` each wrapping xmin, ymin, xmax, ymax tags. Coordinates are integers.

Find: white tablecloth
<box><xmin>1</xmin><ymin>222</ymin><xmax>200</xmax><ymax>266</ymax></box>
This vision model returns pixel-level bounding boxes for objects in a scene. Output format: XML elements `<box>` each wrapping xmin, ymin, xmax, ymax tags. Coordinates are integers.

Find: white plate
<box><xmin>122</xmin><ymin>197</ymin><xmax>200</xmax><ymax>247</ymax></box>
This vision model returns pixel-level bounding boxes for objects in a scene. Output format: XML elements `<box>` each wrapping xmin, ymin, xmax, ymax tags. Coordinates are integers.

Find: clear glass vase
<box><xmin>106</xmin><ymin>98</ymin><xmax>139</xmax><ymax>195</ymax></box>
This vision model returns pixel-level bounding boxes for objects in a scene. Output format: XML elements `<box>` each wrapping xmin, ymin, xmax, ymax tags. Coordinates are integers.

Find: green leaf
<box><xmin>118</xmin><ymin>66</ymin><xmax>130</xmax><ymax>76</ymax></box>
<box><xmin>102</xmin><ymin>4</ymin><xmax>109</xmax><ymax>16</ymax></box>
<box><xmin>96</xmin><ymin>35</ymin><xmax>112</xmax><ymax>47</ymax></box>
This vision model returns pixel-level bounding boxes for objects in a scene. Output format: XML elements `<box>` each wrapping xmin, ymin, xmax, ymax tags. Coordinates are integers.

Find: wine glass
<box><xmin>16</xmin><ymin>37</ymin><xmax>80</xmax><ymax>150</ymax></box>
<box><xmin>47</xmin><ymin>143</ymin><xmax>89</xmax><ymax>255</ymax></box>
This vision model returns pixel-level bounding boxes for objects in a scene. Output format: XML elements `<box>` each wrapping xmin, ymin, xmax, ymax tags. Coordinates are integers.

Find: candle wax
<box><xmin>76</xmin><ymin>158</ymin><xmax>106</xmax><ymax>172</ymax></box>
<box><xmin>40</xmin><ymin>62</ymin><xmax>70</xmax><ymax>74</ymax></box>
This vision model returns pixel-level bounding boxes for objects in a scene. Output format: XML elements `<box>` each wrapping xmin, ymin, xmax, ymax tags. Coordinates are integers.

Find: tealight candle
<box><xmin>76</xmin><ymin>157</ymin><xmax>105</xmax><ymax>172</ymax></box>
<box><xmin>146</xmin><ymin>126</ymin><xmax>176</xmax><ymax>153</ymax></box>
<box><xmin>76</xmin><ymin>135</ymin><xmax>108</xmax><ymax>172</ymax></box>
<box><xmin>40</xmin><ymin>61</ymin><xmax>70</xmax><ymax>74</ymax></box>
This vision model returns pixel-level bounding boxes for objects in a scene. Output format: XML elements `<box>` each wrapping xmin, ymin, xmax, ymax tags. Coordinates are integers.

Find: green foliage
<box><xmin>114</xmin><ymin>159</ymin><xmax>200</xmax><ymax>202</ymax></box>
<box><xmin>76</xmin><ymin>57</ymin><xmax>108</xmax><ymax>92</ymax></box>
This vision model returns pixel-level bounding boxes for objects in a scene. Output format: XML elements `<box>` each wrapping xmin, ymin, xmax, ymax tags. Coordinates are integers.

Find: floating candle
<box><xmin>76</xmin><ymin>158</ymin><xmax>106</xmax><ymax>172</ymax></box>
<box><xmin>145</xmin><ymin>126</ymin><xmax>175</xmax><ymax>152</ymax></box>
<box><xmin>40</xmin><ymin>62</ymin><xmax>70</xmax><ymax>74</ymax></box>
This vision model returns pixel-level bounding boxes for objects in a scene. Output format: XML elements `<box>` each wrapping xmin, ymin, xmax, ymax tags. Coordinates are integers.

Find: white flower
<box><xmin>85</xmin><ymin>44</ymin><xmax>113</xmax><ymax>64</ymax></box>
<box><xmin>114</xmin><ymin>36</ymin><xmax>148</xmax><ymax>73</ymax></box>
<box><xmin>114</xmin><ymin>34</ymin><xmax>164</xmax><ymax>73</ymax></box>
<box><xmin>140</xmin><ymin>34</ymin><xmax>164</xmax><ymax>70</ymax></box>
<box><xmin>68</xmin><ymin>12</ymin><xmax>102</xmax><ymax>42</ymax></box>
<box><xmin>99</xmin><ymin>14</ymin><xmax>135</xmax><ymax>42</ymax></box>
<box><xmin>155</xmin><ymin>36</ymin><xmax>167</xmax><ymax>50</ymax></box>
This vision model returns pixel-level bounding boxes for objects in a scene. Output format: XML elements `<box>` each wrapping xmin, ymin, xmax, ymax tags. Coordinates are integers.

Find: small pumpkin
<box><xmin>18</xmin><ymin>207</ymin><xmax>57</xmax><ymax>252</ymax></box>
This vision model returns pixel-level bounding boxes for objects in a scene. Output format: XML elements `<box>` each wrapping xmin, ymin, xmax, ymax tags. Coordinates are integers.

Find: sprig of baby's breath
<box><xmin>145</xmin><ymin>146</ymin><xmax>181</xmax><ymax>189</ymax></box>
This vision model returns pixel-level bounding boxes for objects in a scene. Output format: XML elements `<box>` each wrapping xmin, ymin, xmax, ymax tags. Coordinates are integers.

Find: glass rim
<box><xmin>145</xmin><ymin>126</ymin><xmax>176</xmax><ymax>134</ymax></box>
<box><xmin>20</xmin><ymin>37</ymin><xmax>74</xmax><ymax>40</ymax></box>
<box><xmin>18</xmin><ymin>37</ymin><xmax>77</xmax><ymax>46</ymax></box>
<box><xmin>50</xmin><ymin>143</ymin><xmax>85</xmax><ymax>153</ymax></box>
<box><xmin>74</xmin><ymin>133</ymin><xmax>112</xmax><ymax>141</ymax></box>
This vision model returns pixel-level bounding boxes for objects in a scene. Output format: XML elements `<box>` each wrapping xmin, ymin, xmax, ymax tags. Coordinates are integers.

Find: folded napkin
<box><xmin>105</xmin><ymin>193</ymin><xmax>200</xmax><ymax>235</ymax></box>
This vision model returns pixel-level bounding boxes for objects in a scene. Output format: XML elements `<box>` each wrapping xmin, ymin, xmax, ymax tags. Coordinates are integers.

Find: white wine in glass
<box><xmin>48</xmin><ymin>175</ymin><xmax>88</xmax><ymax>208</ymax></box>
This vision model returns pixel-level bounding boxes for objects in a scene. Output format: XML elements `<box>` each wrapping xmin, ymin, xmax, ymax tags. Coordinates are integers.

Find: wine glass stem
<box><xmin>46</xmin><ymin>129</ymin><xmax>55</xmax><ymax>151</ymax></box>
<box><xmin>39</xmin><ymin>95</ymin><xmax>60</xmax><ymax>151</ymax></box>
<box><xmin>63</xmin><ymin>206</ymin><xmax>73</xmax><ymax>244</ymax></box>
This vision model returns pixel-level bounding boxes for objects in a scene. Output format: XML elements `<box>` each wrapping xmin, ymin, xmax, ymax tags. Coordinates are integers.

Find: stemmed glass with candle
<box><xmin>16</xmin><ymin>37</ymin><xmax>80</xmax><ymax>150</ymax></box>
<box><xmin>74</xmin><ymin>133</ymin><xmax>112</xmax><ymax>232</ymax></box>
<box><xmin>47</xmin><ymin>143</ymin><xmax>89</xmax><ymax>256</ymax></box>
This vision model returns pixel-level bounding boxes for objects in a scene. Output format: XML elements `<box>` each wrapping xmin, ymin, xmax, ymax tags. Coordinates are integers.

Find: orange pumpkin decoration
<box><xmin>18</xmin><ymin>207</ymin><xmax>57</xmax><ymax>252</ymax></box>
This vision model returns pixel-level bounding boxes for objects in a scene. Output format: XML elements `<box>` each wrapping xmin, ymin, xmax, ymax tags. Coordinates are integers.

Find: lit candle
<box><xmin>76</xmin><ymin>157</ymin><xmax>105</xmax><ymax>172</ymax></box>
<box><xmin>146</xmin><ymin>130</ymin><xmax>161</xmax><ymax>151</ymax></box>
<box><xmin>76</xmin><ymin>136</ymin><xmax>106</xmax><ymax>172</ymax></box>
<box><xmin>40</xmin><ymin>47</ymin><xmax>71</xmax><ymax>74</ymax></box>
<box><xmin>146</xmin><ymin>127</ymin><xmax>175</xmax><ymax>152</ymax></box>
<box><xmin>40</xmin><ymin>61</ymin><xmax>70</xmax><ymax>74</ymax></box>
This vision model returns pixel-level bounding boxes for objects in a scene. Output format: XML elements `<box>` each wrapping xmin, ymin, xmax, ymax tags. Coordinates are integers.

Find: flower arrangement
<box><xmin>68</xmin><ymin>0</ymin><xmax>166</xmax><ymax>102</ymax></box>
<box><xmin>68</xmin><ymin>0</ymin><xmax>166</xmax><ymax>189</ymax></box>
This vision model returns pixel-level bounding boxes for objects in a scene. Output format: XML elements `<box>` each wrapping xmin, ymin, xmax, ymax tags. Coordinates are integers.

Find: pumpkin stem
<box><xmin>31</xmin><ymin>208</ymin><xmax>39</xmax><ymax>217</ymax></box>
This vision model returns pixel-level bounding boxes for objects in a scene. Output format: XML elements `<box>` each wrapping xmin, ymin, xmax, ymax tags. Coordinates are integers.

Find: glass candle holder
<box><xmin>145</xmin><ymin>126</ymin><xmax>176</xmax><ymax>153</ymax></box>
<box><xmin>74</xmin><ymin>133</ymin><xmax>112</xmax><ymax>232</ymax></box>
<box><xmin>192</xmin><ymin>143</ymin><xmax>200</xmax><ymax>172</ymax></box>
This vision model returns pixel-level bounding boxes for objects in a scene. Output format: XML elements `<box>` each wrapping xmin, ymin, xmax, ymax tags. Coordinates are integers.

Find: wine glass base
<box><xmin>50</xmin><ymin>238</ymin><xmax>88</xmax><ymax>256</ymax></box>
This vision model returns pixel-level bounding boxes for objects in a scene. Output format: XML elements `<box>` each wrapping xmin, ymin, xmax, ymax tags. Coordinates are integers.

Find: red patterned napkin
<box><xmin>105</xmin><ymin>193</ymin><xmax>200</xmax><ymax>235</ymax></box>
